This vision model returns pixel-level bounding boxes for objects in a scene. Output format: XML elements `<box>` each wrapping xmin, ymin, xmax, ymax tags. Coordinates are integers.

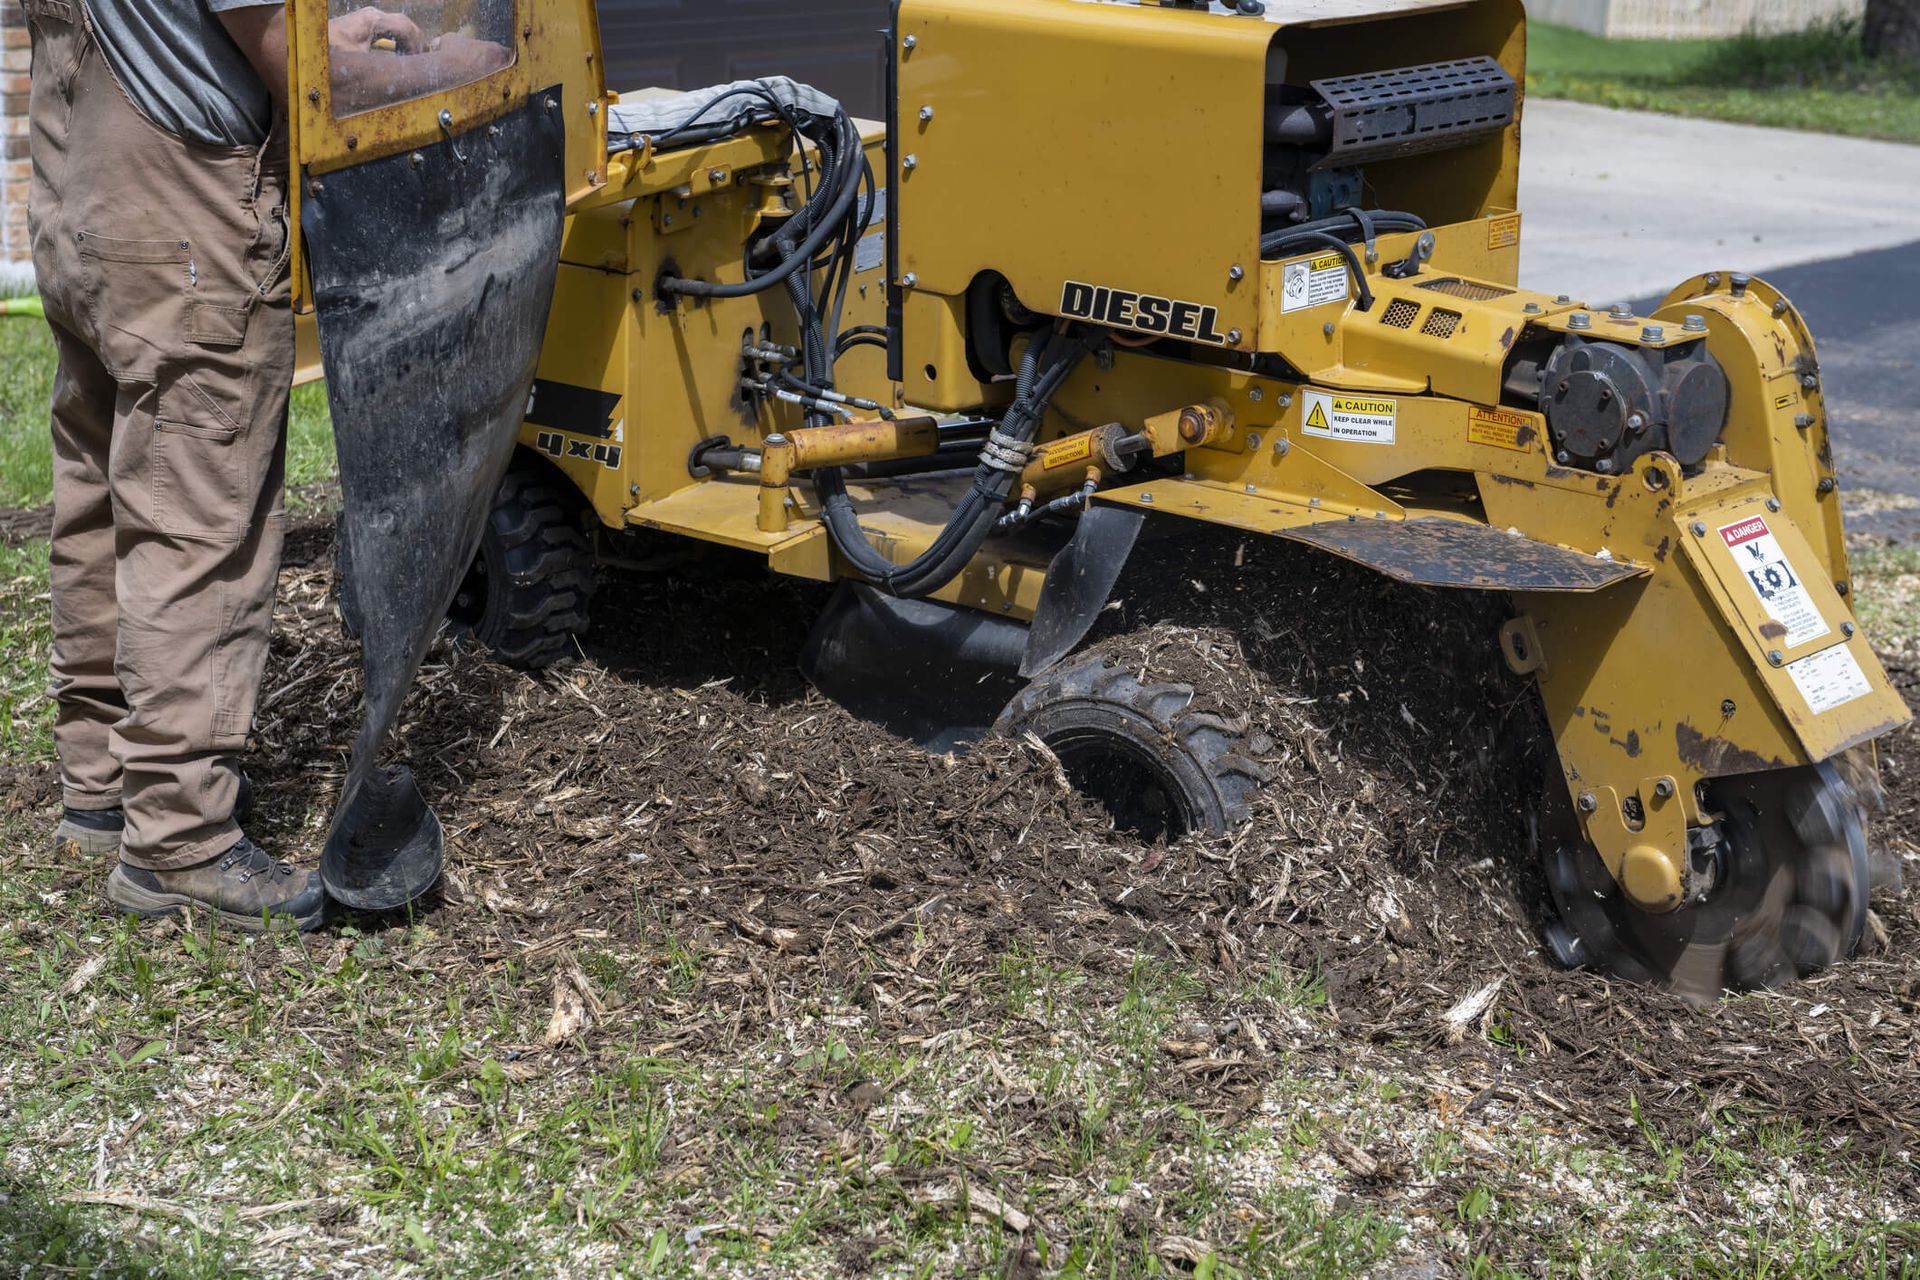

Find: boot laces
<box><xmin>219</xmin><ymin>841</ymin><xmax>293</xmax><ymax>885</ymax></box>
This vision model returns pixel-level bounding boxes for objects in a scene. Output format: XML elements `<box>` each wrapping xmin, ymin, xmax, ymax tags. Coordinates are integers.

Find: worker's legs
<box><xmin>27</xmin><ymin>7</ymin><xmax>321</xmax><ymax>928</ymax></box>
<box><xmin>45</xmin><ymin>321</ymin><xmax>128</xmax><ymax>820</ymax></box>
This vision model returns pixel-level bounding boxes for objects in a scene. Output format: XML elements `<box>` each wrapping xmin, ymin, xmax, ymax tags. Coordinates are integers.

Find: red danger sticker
<box><xmin>1721</xmin><ymin>517</ymin><xmax>1770</xmax><ymax>547</ymax></box>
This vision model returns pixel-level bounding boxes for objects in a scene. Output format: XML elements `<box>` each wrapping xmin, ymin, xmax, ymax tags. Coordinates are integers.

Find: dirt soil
<box><xmin>18</xmin><ymin>517</ymin><xmax>1920</xmax><ymax>1237</ymax></box>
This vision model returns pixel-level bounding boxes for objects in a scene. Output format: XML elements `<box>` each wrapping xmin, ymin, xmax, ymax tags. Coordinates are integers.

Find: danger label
<box><xmin>1468</xmin><ymin>405</ymin><xmax>1534</xmax><ymax>453</ymax></box>
<box><xmin>1788</xmin><ymin>645</ymin><xmax>1873</xmax><ymax>715</ymax></box>
<box><xmin>1302</xmin><ymin>390</ymin><xmax>1397</xmax><ymax>445</ymax></box>
<box><xmin>1281</xmin><ymin>253</ymin><xmax>1351</xmax><ymax>313</ymax></box>
<box><xmin>1487</xmin><ymin>213</ymin><xmax>1522</xmax><ymax>250</ymax></box>
<box><xmin>1719</xmin><ymin>516</ymin><xmax>1831</xmax><ymax>649</ymax></box>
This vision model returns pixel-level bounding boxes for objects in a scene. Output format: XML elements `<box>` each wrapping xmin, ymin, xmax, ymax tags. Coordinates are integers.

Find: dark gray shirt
<box><xmin>84</xmin><ymin>0</ymin><xmax>280</xmax><ymax>149</ymax></box>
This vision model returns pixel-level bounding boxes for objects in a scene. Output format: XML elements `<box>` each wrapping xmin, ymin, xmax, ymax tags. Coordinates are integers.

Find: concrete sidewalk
<box><xmin>1518</xmin><ymin>100</ymin><xmax>1920</xmax><ymax>304</ymax></box>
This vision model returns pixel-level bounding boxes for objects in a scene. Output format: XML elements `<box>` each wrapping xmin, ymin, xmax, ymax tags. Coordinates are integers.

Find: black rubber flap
<box><xmin>303</xmin><ymin>92</ymin><xmax>566</xmax><ymax>909</ymax></box>
<box><xmin>1022</xmin><ymin>504</ymin><xmax>1146</xmax><ymax>677</ymax></box>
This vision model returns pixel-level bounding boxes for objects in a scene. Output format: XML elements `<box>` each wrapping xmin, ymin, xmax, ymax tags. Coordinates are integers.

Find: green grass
<box><xmin>0</xmin><ymin>540</ymin><xmax>52</xmax><ymax>761</ymax></box>
<box><xmin>1528</xmin><ymin>20</ymin><xmax>1920</xmax><ymax>144</ymax></box>
<box><xmin>0</xmin><ymin>319</ymin><xmax>336</xmax><ymax>511</ymax></box>
<box><xmin>1854</xmin><ymin>541</ymin><xmax>1920</xmax><ymax>654</ymax></box>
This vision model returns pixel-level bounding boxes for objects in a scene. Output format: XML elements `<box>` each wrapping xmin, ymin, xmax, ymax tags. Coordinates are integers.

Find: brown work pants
<box><xmin>26</xmin><ymin>0</ymin><xmax>294</xmax><ymax>869</ymax></box>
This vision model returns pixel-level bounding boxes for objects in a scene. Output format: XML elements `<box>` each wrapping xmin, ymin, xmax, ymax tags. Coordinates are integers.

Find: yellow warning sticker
<box><xmin>1302</xmin><ymin>389</ymin><xmax>1397</xmax><ymax>445</ymax></box>
<box><xmin>1468</xmin><ymin>405</ymin><xmax>1535</xmax><ymax>453</ymax></box>
<box><xmin>1036</xmin><ymin>432</ymin><xmax>1096</xmax><ymax>472</ymax></box>
<box><xmin>1487</xmin><ymin>213</ymin><xmax>1522</xmax><ymax>250</ymax></box>
<box><xmin>1774</xmin><ymin>393</ymin><xmax>1797</xmax><ymax>411</ymax></box>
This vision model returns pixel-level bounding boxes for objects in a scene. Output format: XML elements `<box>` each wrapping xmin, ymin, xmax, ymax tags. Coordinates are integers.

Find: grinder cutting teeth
<box><xmin>1541</xmin><ymin>763</ymin><xmax>1873</xmax><ymax>1000</ymax></box>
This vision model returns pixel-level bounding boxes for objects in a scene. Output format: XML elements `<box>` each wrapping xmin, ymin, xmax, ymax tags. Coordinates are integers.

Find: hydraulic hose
<box><xmin>813</xmin><ymin>331</ymin><xmax>1086</xmax><ymax>598</ymax></box>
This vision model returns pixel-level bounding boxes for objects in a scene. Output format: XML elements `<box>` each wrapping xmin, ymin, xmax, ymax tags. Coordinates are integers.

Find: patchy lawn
<box><xmin>1528</xmin><ymin>20</ymin><xmax>1920</xmax><ymax>145</ymax></box>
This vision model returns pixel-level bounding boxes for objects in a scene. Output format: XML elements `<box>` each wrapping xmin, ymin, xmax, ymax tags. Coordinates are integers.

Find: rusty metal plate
<box><xmin>1277</xmin><ymin>517</ymin><xmax>1648</xmax><ymax>592</ymax></box>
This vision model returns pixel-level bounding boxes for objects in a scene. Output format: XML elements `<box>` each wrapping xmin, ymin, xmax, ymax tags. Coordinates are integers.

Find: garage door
<box><xmin>597</xmin><ymin>0</ymin><xmax>891</xmax><ymax>118</ymax></box>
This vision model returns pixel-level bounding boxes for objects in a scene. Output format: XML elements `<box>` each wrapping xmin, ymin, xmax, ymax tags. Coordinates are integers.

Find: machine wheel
<box><xmin>335</xmin><ymin>470</ymin><xmax>596</xmax><ymax>669</ymax></box>
<box><xmin>996</xmin><ymin>656</ymin><xmax>1272</xmax><ymax>841</ymax></box>
<box><xmin>1541</xmin><ymin>762</ymin><xmax>1873</xmax><ymax>998</ymax></box>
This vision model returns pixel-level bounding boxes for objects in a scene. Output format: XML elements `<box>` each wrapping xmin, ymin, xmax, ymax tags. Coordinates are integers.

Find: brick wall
<box><xmin>1528</xmin><ymin>0</ymin><xmax>1868</xmax><ymax>38</ymax></box>
<box><xmin>1</xmin><ymin>1</ymin><xmax>30</xmax><ymax>286</ymax></box>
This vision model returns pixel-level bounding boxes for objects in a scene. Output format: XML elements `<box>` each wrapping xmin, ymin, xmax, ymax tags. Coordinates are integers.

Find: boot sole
<box><xmin>54</xmin><ymin>820</ymin><xmax>123</xmax><ymax>857</ymax></box>
<box><xmin>105</xmin><ymin>866</ymin><xmax>330</xmax><ymax>935</ymax></box>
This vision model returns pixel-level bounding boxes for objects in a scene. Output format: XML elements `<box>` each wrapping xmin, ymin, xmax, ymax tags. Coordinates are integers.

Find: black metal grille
<box><xmin>1312</xmin><ymin>57</ymin><xmax>1517</xmax><ymax>168</ymax></box>
<box><xmin>1420</xmin><ymin>277</ymin><xmax>1514</xmax><ymax>302</ymax></box>
<box><xmin>1423</xmin><ymin>309</ymin><xmax>1463</xmax><ymax>339</ymax></box>
<box><xmin>1381</xmin><ymin>299</ymin><xmax>1421</xmax><ymax>329</ymax></box>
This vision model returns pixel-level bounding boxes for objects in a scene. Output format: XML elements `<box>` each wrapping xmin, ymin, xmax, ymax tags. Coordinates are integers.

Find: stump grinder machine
<box><xmin>290</xmin><ymin>0</ymin><xmax>1911</xmax><ymax>995</ymax></box>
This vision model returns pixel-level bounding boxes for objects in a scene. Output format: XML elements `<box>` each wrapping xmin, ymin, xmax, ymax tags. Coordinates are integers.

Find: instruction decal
<box><xmin>1281</xmin><ymin>253</ymin><xmax>1350</xmax><ymax>313</ymax></box>
<box><xmin>1302</xmin><ymin>390</ymin><xmax>1397</xmax><ymax>445</ymax></box>
<box><xmin>1487</xmin><ymin>213</ymin><xmax>1522</xmax><ymax>251</ymax></box>
<box><xmin>1719</xmin><ymin>516</ymin><xmax>1832</xmax><ymax>649</ymax></box>
<box><xmin>1036</xmin><ymin>433</ymin><xmax>1096</xmax><ymax>472</ymax></box>
<box><xmin>1468</xmin><ymin>405</ymin><xmax>1535</xmax><ymax>453</ymax></box>
<box><xmin>1788</xmin><ymin>645</ymin><xmax>1873</xmax><ymax>715</ymax></box>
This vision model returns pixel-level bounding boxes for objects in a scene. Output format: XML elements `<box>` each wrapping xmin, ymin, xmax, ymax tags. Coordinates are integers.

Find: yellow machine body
<box><xmin>286</xmin><ymin>0</ymin><xmax>1908</xmax><ymax>930</ymax></box>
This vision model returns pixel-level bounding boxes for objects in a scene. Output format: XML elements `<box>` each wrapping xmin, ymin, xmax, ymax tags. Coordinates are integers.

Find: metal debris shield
<box><xmin>301</xmin><ymin>92</ymin><xmax>566</xmax><ymax>910</ymax></box>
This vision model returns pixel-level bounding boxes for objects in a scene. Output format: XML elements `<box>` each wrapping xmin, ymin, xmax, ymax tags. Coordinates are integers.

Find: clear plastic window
<box><xmin>326</xmin><ymin>0</ymin><xmax>517</xmax><ymax>118</ymax></box>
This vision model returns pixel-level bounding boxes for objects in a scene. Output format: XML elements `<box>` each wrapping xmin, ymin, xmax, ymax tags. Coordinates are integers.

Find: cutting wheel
<box><xmin>1542</xmin><ymin>763</ymin><xmax>1872</xmax><ymax>1000</ymax></box>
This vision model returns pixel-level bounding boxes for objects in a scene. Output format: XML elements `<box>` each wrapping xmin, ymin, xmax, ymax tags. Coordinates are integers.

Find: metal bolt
<box><xmin>631</xmin><ymin>288</ymin><xmax>643</xmax><ymax>302</ymax></box>
<box><xmin>1578</xmin><ymin>792</ymin><xmax>1598</xmax><ymax>814</ymax></box>
<box><xmin>1836</xmin><ymin>581</ymin><xmax>1851</xmax><ymax>597</ymax></box>
<box><xmin>1773</xmin><ymin>300</ymin><xmax>1789</xmax><ymax>317</ymax></box>
<box><xmin>1277</xmin><ymin>394</ymin><xmax>1293</xmax><ymax>409</ymax></box>
<box><xmin>1767</xmin><ymin>498</ymin><xmax>1781</xmax><ymax>512</ymax></box>
<box><xmin>1229</xmin><ymin>329</ymin><xmax>1245</xmax><ymax>344</ymax></box>
<box><xmin>345</xmin><ymin>135</ymin><xmax>358</xmax><ymax>150</ymax></box>
<box><xmin>1654</xmin><ymin>779</ymin><xmax>1676</xmax><ymax>799</ymax></box>
<box><xmin>542</xmin><ymin>96</ymin><xmax>556</xmax><ymax>111</ymax></box>
<box><xmin>1610</xmin><ymin>304</ymin><xmax>1633</xmax><ymax>319</ymax></box>
<box><xmin>709</xmin><ymin>168</ymin><xmax>726</xmax><ymax>184</ymax></box>
<box><xmin>1229</xmin><ymin>264</ymin><xmax>1245</xmax><ymax>282</ymax></box>
<box><xmin>629</xmin><ymin>484</ymin><xmax>641</xmax><ymax>497</ymax></box>
<box><xmin>1802</xmin><ymin>374</ymin><xmax>1819</xmax><ymax>390</ymax></box>
<box><xmin>409</xmin><ymin>151</ymin><xmax>424</xmax><ymax>168</ymax></box>
<box><xmin>901</xmin><ymin>272</ymin><xmax>918</xmax><ymax>289</ymax></box>
<box><xmin>1246</xmin><ymin>432</ymin><xmax>1262</xmax><ymax>450</ymax></box>
<box><xmin>902</xmin><ymin>154</ymin><xmax>918</xmax><ymax>171</ymax></box>
<box><xmin>1568</xmin><ymin>312</ymin><xmax>1592</xmax><ymax>331</ymax></box>
<box><xmin>1795</xmin><ymin>414</ymin><xmax>1817</xmax><ymax>429</ymax></box>
<box><xmin>587</xmin><ymin>101</ymin><xmax>598</xmax><ymax>116</ymax></box>
<box><xmin>1843</xmin><ymin>622</ymin><xmax>1857</xmax><ymax>639</ymax></box>
<box><xmin>919</xmin><ymin>106</ymin><xmax>935</xmax><ymax>123</ymax></box>
<box><xmin>903</xmin><ymin>34</ymin><xmax>917</xmax><ymax>50</ymax></box>
<box><xmin>306</xmin><ymin>179</ymin><xmax>324</xmax><ymax>197</ymax></box>
<box><xmin>1691</xmin><ymin>522</ymin><xmax>1708</xmax><ymax>537</ymax></box>
<box><xmin>1275</xmin><ymin>439</ymin><xmax>1291</xmax><ymax>456</ymax></box>
<box><xmin>1323</xmin><ymin>322</ymin><xmax>1336</xmax><ymax>337</ymax></box>
<box><xmin>1721</xmin><ymin>699</ymin><xmax>1738</xmax><ymax>718</ymax></box>
<box><xmin>1596</xmin><ymin>458</ymin><xmax>1615</xmax><ymax>474</ymax></box>
<box><xmin>1683</xmin><ymin>315</ymin><xmax>1707</xmax><ymax>333</ymax></box>
<box><xmin>1556</xmin><ymin>450</ymin><xmax>1571</xmax><ymax>465</ymax></box>
<box><xmin>1246</xmin><ymin>483</ymin><xmax>1258</xmax><ymax>493</ymax></box>
<box><xmin>1523</xmin><ymin>302</ymin><xmax>1542</xmax><ymax>314</ymax></box>
<box><xmin>1139</xmin><ymin>493</ymin><xmax>1154</xmax><ymax>504</ymax></box>
<box><xmin>1730</xmin><ymin>274</ymin><xmax>1751</xmax><ymax>296</ymax></box>
<box><xmin>1627</xmin><ymin>413</ymin><xmax>1647</xmax><ymax>434</ymax></box>
<box><xmin>307</xmin><ymin>87</ymin><xmax>321</xmax><ymax>105</ymax></box>
<box><xmin>1555</xmin><ymin>295</ymin><xmax>1573</xmax><ymax>305</ymax></box>
<box><xmin>1818</xmin><ymin>477</ymin><xmax>1837</xmax><ymax>494</ymax></box>
<box><xmin>1705</xmin><ymin>273</ymin><xmax>1722</xmax><ymax>288</ymax></box>
<box><xmin>764</xmin><ymin>433</ymin><xmax>788</xmax><ymax>447</ymax></box>
<box><xmin>1249</xmin><ymin>387</ymin><xmax>1263</xmax><ymax>402</ymax></box>
<box><xmin>1767</xmin><ymin>650</ymin><xmax>1785</xmax><ymax>667</ymax></box>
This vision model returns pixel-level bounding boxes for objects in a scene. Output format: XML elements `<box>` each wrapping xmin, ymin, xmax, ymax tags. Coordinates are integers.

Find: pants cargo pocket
<box><xmin>151</xmin><ymin>377</ymin><xmax>245</xmax><ymax>541</ymax></box>
<box><xmin>76</xmin><ymin>232</ymin><xmax>192</xmax><ymax>383</ymax></box>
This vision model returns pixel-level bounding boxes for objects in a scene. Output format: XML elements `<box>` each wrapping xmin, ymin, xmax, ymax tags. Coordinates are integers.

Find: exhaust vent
<box><xmin>1423</xmin><ymin>309</ymin><xmax>1463</xmax><ymax>339</ymax></box>
<box><xmin>1420</xmin><ymin>277</ymin><xmax>1514</xmax><ymax>303</ymax></box>
<box><xmin>1381</xmin><ymin>299</ymin><xmax>1421</xmax><ymax>330</ymax></box>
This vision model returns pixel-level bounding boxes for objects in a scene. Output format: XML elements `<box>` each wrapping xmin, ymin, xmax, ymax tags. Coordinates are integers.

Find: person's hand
<box><xmin>426</xmin><ymin>33</ymin><xmax>514</xmax><ymax>82</ymax></box>
<box><xmin>328</xmin><ymin>6</ymin><xmax>424</xmax><ymax>55</ymax></box>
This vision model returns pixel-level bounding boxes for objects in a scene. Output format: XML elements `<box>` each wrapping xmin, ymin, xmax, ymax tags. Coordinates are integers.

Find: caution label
<box><xmin>1281</xmin><ymin>253</ymin><xmax>1351</xmax><ymax>313</ymax></box>
<box><xmin>1036</xmin><ymin>432</ymin><xmax>1095</xmax><ymax>472</ymax></box>
<box><xmin>1719</xmin><ymin>516</ymin><xmax>1831</xmax><ymax>649</ymax></box>
<box><xmin>1788</xmin><ymin>645</ymin><xmax>1873</xmax><ymax>715</ymax></box>
<box><xmin>1468</xmin><ymin>405</ymin><xmax>1535</xmax><ymax>453</ymax></box>
<box><xmin>1302</xmin><ymin>390</ymin><xmax>1397</xmax><ymax>445</ymax></box>
<box><xmin>1487</xmin><ymin>213</ymin><xmax>1522</xmax><ymax>250</ymax></box>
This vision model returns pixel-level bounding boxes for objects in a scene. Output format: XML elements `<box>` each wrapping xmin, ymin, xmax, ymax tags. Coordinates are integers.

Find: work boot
<box><xmin>53</xmin><ymin>773</ymin><xmax>256</xmax><ymax>856</ymax></box>
<box><xmin>106</xmin><ymin>838</ymin><xmax>330</xmax><ymax>934</ymax></box>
